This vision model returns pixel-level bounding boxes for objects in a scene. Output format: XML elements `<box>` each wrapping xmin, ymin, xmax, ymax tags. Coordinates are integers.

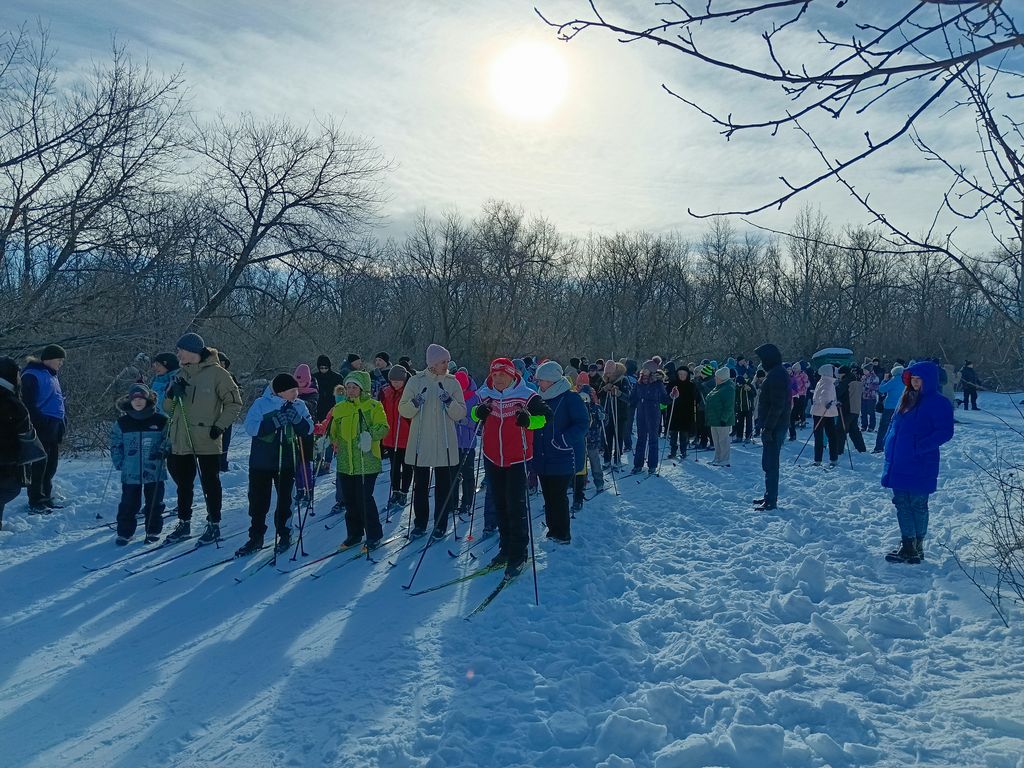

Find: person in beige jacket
<box><xmin>398</xmin><ymin>343</ymin><xmax>467</xmax><ymax>538</ymax></box>
<box><xmin>163</xmin><ymin>332</ymin><xmax>243</xmax><ymax>545</ymax></box>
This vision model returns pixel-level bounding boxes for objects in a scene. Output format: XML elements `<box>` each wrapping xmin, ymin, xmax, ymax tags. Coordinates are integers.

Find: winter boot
<box><xmin>488</xmin><ymin>551</ymin><xmax>508</xmax><ymax>569</ymax></box>
<box><xmin>480</xmin><ymin>526</ymin><xmax>498</xmax><ymax>539</ymax></box>
<box><xmin>571</xmin><ymin>500</ymin><xmax>583</xmax><ymax>514</ymax></box>
<box><xmin>144</xmin><ymin>533</ymin><xmax>160</xmax><ymax>544</ymax></box>
<box><xmin>165</xmin><ymin>520</ymin><xmax>191</xmax><ymax>542</ymax></box>
<box><xmin>275</xmin><ymin>528</ymin><xmax>292</xmax><ymax>553</ymax></box>
<box><xmin>915</xmin><ymin>537</ymin><xmax>925</xmax><ymax>561</ymax></box>
<box><xmin>197</xmin><ymin>521</ymin><xmax>221</xmax><ymax>546</ymax></box>
<box><xmin>115</xmin><ymin>535</ymin><xmax>131</xmax><ymax>546</ymax></box>
<box><xmin>235</xmin><ymin>538</ymin><xmax>263</xmax><ymax>558</ymax></box>
<box><xmin>342</xmin><ymin>533</ymin><xmax>363</xmax><ymax>548</ymax></box>
<box><xmin>885</xmin><ymin>538</ymin><xmax>919</xmax><ymax>563</ymax></box>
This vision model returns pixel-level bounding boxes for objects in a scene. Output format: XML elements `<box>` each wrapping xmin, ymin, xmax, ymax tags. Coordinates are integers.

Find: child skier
<box><xmin>110</xmin><ymin>384</ymin><xmax>169</xmax><ymax>545</ymax></box>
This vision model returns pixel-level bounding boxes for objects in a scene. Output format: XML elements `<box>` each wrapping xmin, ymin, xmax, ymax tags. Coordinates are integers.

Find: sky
<box><xmin>0</xmin><ymin>0</ymin><xmax>1003</xmax><ymax>252</ymax></box>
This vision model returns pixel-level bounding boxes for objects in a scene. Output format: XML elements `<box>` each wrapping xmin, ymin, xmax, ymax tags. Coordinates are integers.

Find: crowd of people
<box><xmin>0</xmin><ymin>337</ymin><xmax>963</xmax><ymax>571</ymax></box>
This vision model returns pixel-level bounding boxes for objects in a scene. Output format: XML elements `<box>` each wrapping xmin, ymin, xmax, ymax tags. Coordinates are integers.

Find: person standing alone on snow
<box><xmin>882</xmin><ymin>361</ymin><xmax>954</xmax><ymax>564</ymax></box>
<box><xmin>164</xmin><ymin>332</ymin><xmax>243</xmax><ymax>545</ymax></box>
<box><xmin>398</xmin><ymin>344</ymin><xmax>467</xmax><ymax>539</ymax></box>
<box><xmin>753</xmin><ymin>343</ymin><xmax>790</xmax><ymax>511</ymax></box>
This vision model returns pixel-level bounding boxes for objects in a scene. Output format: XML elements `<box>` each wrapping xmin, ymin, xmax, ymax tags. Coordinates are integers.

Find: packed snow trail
<box><xmin>2</xmin><ymin>392</ymin><xmax>1024</xmax><ymax>767</ymax></box>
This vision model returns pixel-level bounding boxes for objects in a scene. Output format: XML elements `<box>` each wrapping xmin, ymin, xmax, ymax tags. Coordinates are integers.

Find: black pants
<box><xmin>485</xmin><ymin>459</ymin><xmax>528</xmax><ymax>566</ymax></box>
<box><xmin>412</xmin><ymin>464</ymin><xmax>457</xmax><ymax>533</ymax></box>
<box><xmin>388</xmin><ymin>446</ymin><xmax>413</xmax><ymax>495</ymax></box>
<box><xmin>453</xmin><ymin>449</ymin><xmax>477</xmax><ymax>511</ymax></box>
<box><xmin>813</xmin><ymin>416</ymin><xmax>841</xmax><ymax>463</ymax></box>
<box><xmin>540</xmin><ymin>474</ymin><xmax>572</xmax><ymax>541</ymax></box>
<box><xmin>874</xmin><ymin>409</ymin><xmax>894</xmax><ymax>452</ymax></box>
<box><xmin>761</xmin><ymin>423</ymin><xmax>787</xmax><ymax>505</ymax></box>
<box><xmin>736</xmin><ymin>412</ymin><xmax>753</xmax><ymax>440</ymax></box>
<box><xmin>167</xmin><ymin>453</ymin><xmax>223</xmax><ymax>523</ymax></box>
<box><xmin>28</xmin><ymin>440</ymin><xmax>59</xmax><ymax>506</ymax></box>
<box><xmin>669</xmin><ymin>430</ymin><xmax>689</xmax><ymax>456</ymax></box>
<box><xmin>789</xmin><ymin>396</ymin><xmax>805</xmax><ymax>439</ymax></box>
<box><xmin>339</xmin><ymin>472</ymin><xmax>383</xmax><ymax>542</ymax></box>
<box><xmin>841</xmin><ymin>412</ymin><xmax>867</xmax><ymax>452</ymax></box>
<box><xmin>0</xmin><ymin>484</ymin><xmax>20</xmax><ymax>529</ymax></box>
<box><xmin>219</xmin><ymin>424</ymin><xmax>233</xmax><ymax>472</ymax></box>
<box><xmin>117</xmin><ymin>481</ymin><xmax>165</xmax><ymax>538</ymax></box>
<box><xmin>247</xmin><ymin>468</ymin><xmax>294</xmax><ymax>543</ymax></box>
<box><xmin>963</xmin><ymin>386</ymin><xmax>978</xmax><ymax>409</ymax></box>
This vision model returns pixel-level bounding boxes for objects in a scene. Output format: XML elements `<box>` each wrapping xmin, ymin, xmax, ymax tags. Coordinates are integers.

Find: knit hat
<box><xmin>535</xmin><ymin>360</ymin><xmax>564</xmax><ymax>383</ymax></box>
<box><xmin>603</xmin><ymin>360</ymin><xmax>617</xmax><ymax>377</ymax></box>
<box><xmin>426</xmin><ymin>344</ymin><xmax>450</xmax><ymax>367</ymax></box>
<box><xmin>153</xmin><ymin>352</ymin><xmax>179</xmax><ymax>371</ymax></box>
<box><xmin>818</xmin><ymin>364</ymin><xmax>834</xmax><ymax>378</ymax></box>
<box><xmin>345</xmin><ymin>370</ymin><xmax>371</xmax><ymax>393</ymax></box>
<box><xmin>175</xmin><ymin>333</ymin><xmax>204</xmax><ymax>355</ymax></box>
<box><xmin>316</xmin><ymin>355</ymin><xmax>332</xmax><ymax>369</ymax></box>
<box><xmin>489</xmin><ymin>357</ymin><xmax>519</xmax><ymax>381</ymax></box>
<box><xmin>0</xmin><ymin>356</ymin><xmax>19</xmax><ymax>389</ymax></box>
<box><xmin>128</xmin><ymin>384</ymin><xmax>152</xmax><ymax>402</ymax></box>
<box><xmin>576</xmin><ymin>372</ymin><xmax>591</xmax><ymax>389</ymax></box>
<box><xmin>700</xmin><ymin>364</ymin><xmax>714</xmax><ymax>378</ymax></box>
<box><xmin>388</xmin><ymin>365</ymin><xmax>409</xmax><ymax>382</ymax></box>
<box><xmin>891</xmin><ymin>365</ymin><xmax>904</xmax><ymax>378</ymax></box>
<box><xmin>374</xmin><ymin>352</ymin><xmax>390</xmax><ymax>365</ymax></box>
<box><xmin>715</xmin><ymin>367</ymin><xmax>730</xmax><ymax>383</ymax></box>
<box><xmin>272</xmin><ymin>373</ymin><xmax>299</xmax><ymax>393</ymax></box>
<box><xmin>41</xmin><ymin>344</ymin><xmax>67</xmax><ymax>361</ymax></box>
<box><xmin>642</xmin><ymin>359</ymin><xmax>659</xmax><ymax>373</ymax></box>
<box><xmin>346</xmin><ymin>353</ymin><xmax>361</xmax><ymax>365</ymax></box>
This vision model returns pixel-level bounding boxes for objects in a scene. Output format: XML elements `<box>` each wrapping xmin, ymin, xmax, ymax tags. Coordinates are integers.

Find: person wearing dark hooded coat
<box><xmin>667</xmin><ymin>365</ymin><xmax>698</xmax><ymax>460</ymax></box>
<box><xmin>0</xmin><ymin>357</ymin><xmax>46</xmax><ymax>530</ymax></box>
<box><xmin>313</xmin><ymin>355</ymin><xmax>344</xmax><ymax>473</ymax></box>
<box><xmin>753</xmin><ymin>343</ymin><xmax>790</xmax><ymax>511</ymax></box>
<box><xmin>881</xmin><ymin>361</ymin><xmax>954</xmax><ymax>563</ymax></box>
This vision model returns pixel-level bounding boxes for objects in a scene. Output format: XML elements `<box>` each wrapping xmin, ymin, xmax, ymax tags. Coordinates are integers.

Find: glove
<box><xmin>439</xmin><ymin>387</ymin><xmax>453</xmax><ymax>406</ymax></box>
<box><xmin>359</xmin><ymin>431</ymin><xmax>372</xmax><ymax>453</ymax></box>
<box><xmin>209</xmin><ymin>425</ymin><xmax>223</xmax><ymax>440</ymax></box>
<box><xmin>149</xmin><ymin>445</ymin><xmax>167</xmax><ymax>460</ymax></box>
<box><xmin>271</xmin><ymin>410</ymin><xmax>289</xmax><ymax>429</ymax></box>
<box><xmin>167</xmin><ymin>377</ymin><xmax>188</xmax><ymax>400</ymax></box>
<box><xmin>474</xmin><ymin>402</ymin><xmax>491</xmax><ymax>422</ymax></box>
<box><xmin>670</xmin><ymin>387</ymin><xmax>679</xmax><ymax>399</ymax></box>
<box><xmin>515</xmin><ymin>410</ymin><xmax>531</xmax><ymax>428</ymax></box>
<box><xmin>285</xmin><ymin>406</ymin><xmax>304</xmax><ymax>425</ymax></box>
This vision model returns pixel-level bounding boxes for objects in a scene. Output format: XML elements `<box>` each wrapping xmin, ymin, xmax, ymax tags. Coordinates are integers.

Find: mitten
<box><xmin>359</xmin><ymin>431</ymin><xmax>372</xmax><ymax>453</ymax></box>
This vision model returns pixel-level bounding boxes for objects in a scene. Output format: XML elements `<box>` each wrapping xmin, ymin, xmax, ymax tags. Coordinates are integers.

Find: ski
<box><xmin>465</xmin><ymin>571</ymin><xmax>522</xmax><ymax>619</ymax></box>
<box><xmin>309</xmin><ymin>537</ymin><xmax>400</xmax><ymax>580</ymax></box>
<box><xmin>154</xmin><ymin>546</ymin><xmax>266</xmax><ymax>583</ymax></box>
<box><xmin>82</xmin><ymin>536</ymin><xmax>188</xmax><ymax>572</ymax></box>
<box><xmin>407</xmin><ymin>563</ymin><xmax>503</xmax><ymax>597</ymax></box>
<box><xmin>234</xmin><ymin>550</ymin><xmax>281</xmax><ymax>583</ymax></box>
<box><xmin>124</xmin><ymin>529</ymin><xmax>245</xmax><ymax>576</ymax></box>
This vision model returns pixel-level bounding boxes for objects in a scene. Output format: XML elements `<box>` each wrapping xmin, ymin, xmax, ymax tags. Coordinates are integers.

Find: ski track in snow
<box><xmin>3</xmin><ymin>393</ymin><xmax>1024</xmax><ymax>767</ymax></box>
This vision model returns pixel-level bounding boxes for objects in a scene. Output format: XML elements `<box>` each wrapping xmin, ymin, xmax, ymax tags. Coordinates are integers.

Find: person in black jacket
<box><xmin>312</xmin><ymin>355</ymin><xmax>345</xmax><ymax>474</ymax></box>
<box><xmin>959</xmin><ymin>360</ymin><xmax>979</xmax><ymax>410</ymax></box>
<box><xmin>0</xmin><ymin>357</ymin><xmax>45</xmax><ymax>530</ymax></box>
<box><xmin>667</xmin><ymin>365</ymin><xmax>698</xmax><ymax>459</ymax></box>
<box><xmin>753</xmin><ymin>343</ymin><xmax>790</xmax><ymax>511</ymax></box>
<box><xmin>21</xmin><ymin>344</ymin><xmax>68</xmax><ymax>513</ymax></box>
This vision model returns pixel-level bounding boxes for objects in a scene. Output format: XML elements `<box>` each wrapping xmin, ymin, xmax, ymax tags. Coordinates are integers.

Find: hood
<box><xmin>754</xmin><ymin>343</ymin><xmax>782</xmax><ymax>370</ymax></box>
<box><xmin>908</xmin><ymin>361</ymin><xmax>940</xmax><ymax>394</ymax></box>
<box><xmin>294</xmin><ymin>363</ymin><xmax>313</xmax><ymax>389</ymax></box>
<box><xmin>455</xmin><ymin>370</ymin><xmax>475</xmax><ymax>399</ymax></box>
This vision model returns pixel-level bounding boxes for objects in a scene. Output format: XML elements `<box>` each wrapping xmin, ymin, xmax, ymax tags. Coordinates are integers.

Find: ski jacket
<box><xmin>847</xmin><ymin>379</ymin><xmax>864</xmax><ymax>415</ymax></box>
<box><xmin>456</xmin><ymin>390</ymin><xmax>480</xmax><ymax>452</ymax></box>
<box><xmin>370</xmin><ymin>367</ymin><xmax>389</xmax><ymax>400</ymax></box>
<box><xmin>861</xmin><ymin>371</ymin><xmax>880</xmax><ymax>400</ymax></box>
<box><xmin>734</xmin><ymin>380</ymin><xmax>756</xmax><ymax>414</ymax></box>
<box><xmin>629</xmin><ymin>377</ymin><xmax>670</xmax><ymax>435</ymax></box>
<box><xmin>244</xmin><ymin>387</ymin><xmax>314</xmax><ymax>473</ymax></box>
<box><xmin>668</xmin><ymin>377</ymin><xmax>698</xmax><ymax>432</ymax></box>
<box><xmin>532</xmin><ymin>386</ymin><xmax>588</xmax><ymax>476</ymax></box>
<box><xmin>705</xmin><ymin>378</ymin><xmax>737</xmax><ymax>427</ymax></box>
<box><xmin>380</xmin><ymin>384</ymin><xmax>412</xmax><ymax>450</ymax></box>
<box><xmin>328</xmin><ymin>393</ymin><xmax>389</xmax><ymax>476</ymax></box>
<box><xmin>21</xmin><ymin>361</ymin><xmax>66</xmax><ymax>443</ymax></box>
<box><xmin>312</xmin><ymin>369</ymin><xmax>344</xmax><ymax>421</ymax></box>
<box><xmin>810</xmin><ymin>375</ymin><xmax>838</xmax><ymax>418</ymax></box>
<box><xmin>109</xmin><ymin>401</ymin><xmax>169</xmax><ymax>484</ymax></box>
<box><xmin>474</xmin><ymin>379</ymin><xmax>548</xmax><ymax>467</ymax></box>
<box><xmin>599</xmin><ymin>374</ymin><xmax>631</xmax><ymax>421</ymax></box>
<box><xmin>792</xmin><ymin>370</ymin><xmax>810</xmax><ymax>397</ymax></box>
<box><xmin>754</xmin><ymin>344</ymin><xmax>791</xmax><ymax>433</ymax></box>
<box><xmin>165</xmin><ymin>349</ymin><xmax>243</xmax><ymax>456</ymax></box>
<box><xmin>882</xmin><ymin>361</ymin><xmax>954</xmax><ymax>495</ymax></box>
<box><xmin>398</xmin><ymin>370</ymin><xmax>467</xmax><ymax>467</ymax></box>
<box><xmin>582</xmin><ymin>397</ymin><xmax>605</xmax><ymax>450</ymax></box>
<box><xmin>150</xmin><ymin>371</ymin><xmax>176</xmax><ymax>415</ymax></box>
<box><xmin>877</xmin><ymin>375</ymin><xmax>902</xmax><ymax>411</ymax></box>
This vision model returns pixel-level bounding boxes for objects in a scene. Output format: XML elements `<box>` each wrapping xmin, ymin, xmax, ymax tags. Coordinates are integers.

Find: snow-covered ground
<box><xmin>3</xmin><ymin>392</ymin><xmax>1024</xmax><ymax>768</ymax></box>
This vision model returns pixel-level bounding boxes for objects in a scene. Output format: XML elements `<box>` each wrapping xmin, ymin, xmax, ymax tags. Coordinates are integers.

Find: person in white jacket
<box><xmin>810</xmin><ymin>364</ymin><xmax>842</xmax><ymax>467</ymax></box>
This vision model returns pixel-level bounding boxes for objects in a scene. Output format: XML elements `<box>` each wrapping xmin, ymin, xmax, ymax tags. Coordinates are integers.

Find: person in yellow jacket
<box><xmin>163</xmin><ymin>332</ymin><xmax>242</xmax><ymax>545</ymax></box>
<box><xmin>329</xmin><ymin>370</ymin><xmax>390</xmax><ymax>548</ymax></box>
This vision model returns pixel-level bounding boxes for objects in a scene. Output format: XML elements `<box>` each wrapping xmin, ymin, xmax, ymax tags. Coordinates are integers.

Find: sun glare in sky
<box><xmin>489</xmin><ymin>40</ymin><xmax>569</xmax><ymax>121</ymax></box>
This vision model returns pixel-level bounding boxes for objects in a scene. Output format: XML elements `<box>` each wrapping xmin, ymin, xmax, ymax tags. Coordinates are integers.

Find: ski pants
<box><xmin>412</xmin><ymin>464</ymin><xmax>457</xmax><ymax>534</ymax></box>
<box><xmin>633</xmin><ymin>418</ymin><xmax>660</xmax><ymax>471</ymax></box>
<box><xmin>28</xmin><ymin>439</ymin><xmax>59</xmax><ymax>507</ymax></box>
<box><xmin>339</xmin><ymin>471</ymin><xmax>382</xmax><ymax>542</ymax></box>
<box><xmin>813</xmin><ymin>416</ymin><xmax>841</xmax><ymax>463</ymax></box>
<box><xmin>388</xmin><ymin>446</ymin><xmax>413</xmax><ymax>496</ymax></box>
<box><xmin>669</xmin><ymin>430</ymin><xmax>688</xmax><ymax>456</ymax></box>
<box><xmin>860</xmin><ymin>400</ymin><xmax>876</xmax><ymax>431</ymax></box>
<box><xmin>117</xmin><ymin>481</ymin><xmax>165</xmax><ymax>539</ymax></box>
<box><xmin>484</xmin><ymin>459</ymin><xmax>529</xmax><ymax>566</ymax></box>
<box><xmin>247</xmin><ymin>468</ymin><xmax>294</xmax><ymax>544</ymax></box>
<box><xmin>453</xmin><ymin>449</ymin><xmax>476</xmax><ymax>511</ymax></box>
<box><xmin>735</xmin><ymin>412</ymin><xmax>753</xmax><ymax>441</ymax></box>
<box><xmin>540</xmin><ymin>474</ymin><xmax>572</xmax><ymax>541</ymax></box>
<box><xmin>841</xmin><ymin>411</ymin><xmax>867</xmax><ymax>452</ymax></box>
<box><xmin>168</xmin><ymin>453</ymin><xmax>223</xmax><ymax>523</ymax></box>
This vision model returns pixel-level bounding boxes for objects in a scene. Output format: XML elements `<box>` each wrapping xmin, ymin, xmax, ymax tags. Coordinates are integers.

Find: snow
<box><xmin>3</xmin><ymin>392</ymin><xmax>1024</xmax><ymax>767</ymax></box>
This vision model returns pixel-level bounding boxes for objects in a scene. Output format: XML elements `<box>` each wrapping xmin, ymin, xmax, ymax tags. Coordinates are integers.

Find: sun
<box><xmin>489</xmin><ymin>41</ymin><xmax>569</xmax><ymax>122</ymax></box>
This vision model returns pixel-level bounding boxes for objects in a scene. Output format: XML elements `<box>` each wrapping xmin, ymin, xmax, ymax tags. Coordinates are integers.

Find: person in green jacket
<box><xmin>328</xmin><ymin>370</ymin><xmax>390</xmax><ymax>548</ymax></box>
<box><xmin>705</xmin><ymin>367</ymin><xmax>736</xmax><ymax>467</ymax></box>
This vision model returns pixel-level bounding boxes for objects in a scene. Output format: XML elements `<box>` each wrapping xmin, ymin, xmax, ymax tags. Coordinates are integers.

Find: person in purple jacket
<box><xmin>21</xmin><ymin>344</ymin><xmax>68</xmax><ymax>513</ymax></box>
<box><xmin>629</xmin><ymin>360</ymin><xmax>670</xmax><ymax>475</ymax></box>
<box><xmin>882</xmin><ymin>361</ymin><xmax>954</xmax><ymax>564</ymax></box>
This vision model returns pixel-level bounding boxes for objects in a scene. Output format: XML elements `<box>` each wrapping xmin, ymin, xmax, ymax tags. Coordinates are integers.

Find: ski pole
<box><xmin>356</xmin><ymin>407</ymin><xmax>374</xmax><ymax>561</ymax></box>
<box><xmin>660</xmin><ymin>397</ymin><xmax>676</xmax><ymax>467</ymax></box>
<box><xmin>406</xmin><ymin>386</ymin><xmax>428</xmax><ymax>538</ymax></box>
<box><xmin>466</xmin><ymin>427</ymin><xmax>484</xmax><ymax>541</ymax></box>
<box><xmin>439</xmin><ymin>382</ymin><xmax>458</xmax><ymax>540</ymax></box>
<box><xmin>292</xmin><ymin>427</ymin><xmax>313</xmax><ymax>559</ymax></box>
<box><xmin>521</xmin><ymin>428</ymin><xmax>539</xmax><ymax>607</ymax></box>
<box><xmin>837</xmin><ymin>408</ymin><xmax>855</xmax><ymax>469</ymax></box>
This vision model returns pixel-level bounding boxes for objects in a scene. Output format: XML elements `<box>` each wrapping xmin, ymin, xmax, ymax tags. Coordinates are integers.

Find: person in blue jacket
<box><xmin>149</xmin><ymin>353</ymin><xmax>179</xmax><ymax>416</ymax></box>
<box><xmin>21</xmin><ymin>344</ymin><xmax>68</xmax><ymax>513</ymax></box>
<box><xmin>532</xmin><ymin>361</ymin><xmax>588</xmax><ymax>544</ymax></box>
<box><xmin>235</xmin><ymin>373</ymin><xmax>314</xmax><ymax>557</ymax></box>
<box><xmin>110</xmin><ymin>384</ymin><xmax>169</xmax><ymax>545</ymax></box>
<box><xmin>881</xmin><ymin>361</ymin><xmax>954</xmax><ymax>564</ymax></box>
<box><xmin>873</xmin><ymin>365</ymin><xmax>905</xmax><ymax>453</ymax></box>
<box><xmin>629</xmin><ymin>360</ymin><xmax>670</xmax><ymax>474</ymax></box>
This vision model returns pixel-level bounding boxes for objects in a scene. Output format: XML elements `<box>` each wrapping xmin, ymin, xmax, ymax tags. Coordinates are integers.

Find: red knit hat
<box><xmin>576</xmin><ymin>372</ymin><xmax>590</xmax><ymax>389</ymax></box>
<box><xmin>488</xmin><ymin>357</ymin><xmax>519</xmax><ymax>386</ymax></box>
